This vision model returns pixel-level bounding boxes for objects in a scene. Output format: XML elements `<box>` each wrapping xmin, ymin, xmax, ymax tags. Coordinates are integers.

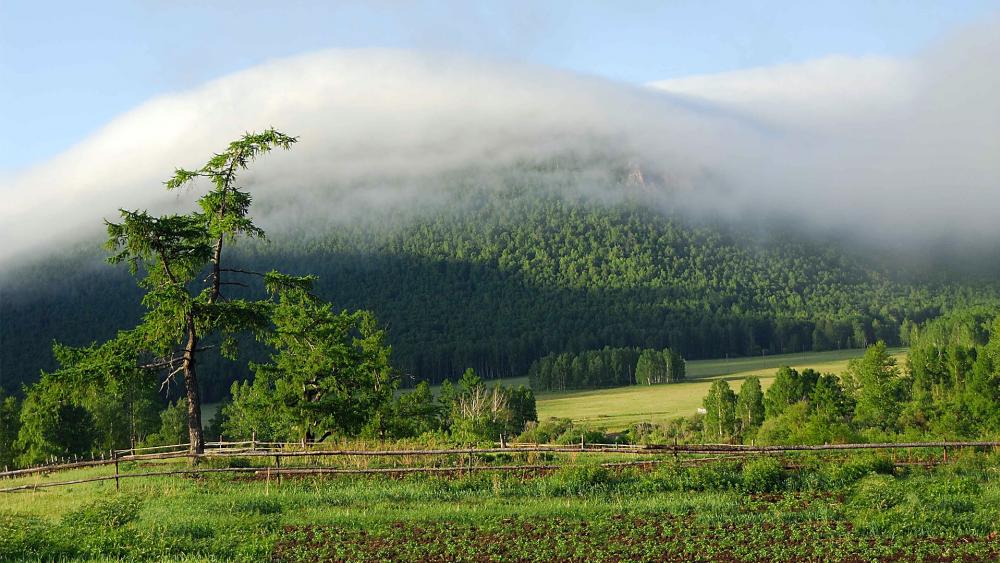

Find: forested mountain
<box><xmin>3</xmin><ymin>162</ymin><xmax>997</xmax><ymax>400</ymax></box>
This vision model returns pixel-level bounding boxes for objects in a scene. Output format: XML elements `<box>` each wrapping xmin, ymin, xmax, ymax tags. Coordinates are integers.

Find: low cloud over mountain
<box><xmin>2</xmin><ymin>18</ymin><xmax>997</xmax><ymax>264</ymax></box>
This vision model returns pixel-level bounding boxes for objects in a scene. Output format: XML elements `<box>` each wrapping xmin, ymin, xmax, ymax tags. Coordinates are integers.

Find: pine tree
<box><xmin>846</xmin><ymin>341</ymin><xmax>904</xmax><ymax>430</ymax></box>
<box><xmin>102</xmin><ymin>129</ymin><xmax>296</xmax><ymax>453</ymax></box>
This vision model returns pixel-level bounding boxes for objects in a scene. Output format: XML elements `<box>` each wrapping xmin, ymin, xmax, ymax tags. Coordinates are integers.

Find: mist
<box><xmin>1</xmin><ymin>18</ymin><xmax>998</xmax><ymax>266</ymax></box>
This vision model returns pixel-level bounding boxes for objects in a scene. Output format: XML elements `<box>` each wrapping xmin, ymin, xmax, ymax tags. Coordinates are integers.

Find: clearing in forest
<box><xmin>535</xmin><ymin>348</ymin><xmax>907</xmax><ymax>430</ymax></box>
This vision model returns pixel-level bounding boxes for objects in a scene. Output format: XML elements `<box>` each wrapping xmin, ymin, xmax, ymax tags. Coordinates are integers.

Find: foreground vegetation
<box><xmin>2</xmin><ymin>452</ymin><xmax>999</xmax><ymax>561</ymax></box>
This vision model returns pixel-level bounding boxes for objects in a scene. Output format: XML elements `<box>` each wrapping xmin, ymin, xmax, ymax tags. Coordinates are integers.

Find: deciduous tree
<box><xmin>736</xmin><ymin>377</ymin><xmax>765</xmax><ymax>435</ymax></box>
<box><xmin>703</xmin><ymin>380</ymin><xmax>737</xmax><ymax>441</ymax></box>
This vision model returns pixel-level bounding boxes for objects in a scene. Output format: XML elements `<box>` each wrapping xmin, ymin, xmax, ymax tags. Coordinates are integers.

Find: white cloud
<box><xmin>649</xmin><ymin>55</ymin><xmax>918</xmax><ymax>133</ymax></box>
<box><xmin>2</xmin><ymin>18</ymin><xmax>998</xmax><ymax>265</ymax></box>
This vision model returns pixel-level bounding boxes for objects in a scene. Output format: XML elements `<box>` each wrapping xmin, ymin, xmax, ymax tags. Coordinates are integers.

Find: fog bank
<box><xmin>2</xmin><ymin>19</ymin><xmax>998</xmax><ymax>265</ymax></box>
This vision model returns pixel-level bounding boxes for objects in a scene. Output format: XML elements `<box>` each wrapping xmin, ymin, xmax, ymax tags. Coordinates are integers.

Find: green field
<box><xmin>535</xmin><ymin>348</ymin><xmax>907</xmax><ymax>430</ymax></box>
<box><xmin>227</xmin><ymin>348</ymin><xmax>905</xmax><ymax>435</ymax></box>
<box><xmin>2</xmin><ymin>450</ymin><xmax>998</xmax><ymax>561</ymax></box>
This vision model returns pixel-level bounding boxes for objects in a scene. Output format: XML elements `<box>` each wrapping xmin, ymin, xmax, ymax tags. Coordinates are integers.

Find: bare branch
<box><xmin>141</xmin><ymin>355</ymin><xmax>183</xmax><ymax>370</ymax></box>
<box><xmin>219</xmin><ymin>268</ymin><xmax>266</xmax><ymax>277</ymax></box>
<box><xmin>159</xmin><ymin>365</ymin><xmax>185</xmax><ymax>392</ymax></box>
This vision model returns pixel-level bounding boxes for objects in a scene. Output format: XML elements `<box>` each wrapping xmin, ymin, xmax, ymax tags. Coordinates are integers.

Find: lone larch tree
<box><xmin>105</xmin><ymin>129</ymin><xmax>297</xmax><ymax>453</ymax></box>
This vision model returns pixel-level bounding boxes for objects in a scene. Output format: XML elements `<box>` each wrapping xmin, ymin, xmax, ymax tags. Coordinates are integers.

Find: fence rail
<box><xmin>8</xmin><ymin>439</ymin><xmax>997</xmax><ymax>480</ymax></box>
<box><xmin>1</xmin><ymin>440</ymin><xmax>996</xmax><ymax>493</ymax></box>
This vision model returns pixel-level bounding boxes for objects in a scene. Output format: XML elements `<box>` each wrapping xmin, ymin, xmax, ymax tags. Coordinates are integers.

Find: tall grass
<box><xmin>0</xmin><ymin>450</ymin><xmax>996</xmax><ymax>561</ymax></box>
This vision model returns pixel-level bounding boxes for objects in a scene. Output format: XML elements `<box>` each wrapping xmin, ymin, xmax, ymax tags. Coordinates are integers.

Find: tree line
<box><xmin>698</xmin><ymin>307</ymin><xmax>1000</xmax><ymax>444</ymax></box>
<box><xmin>527</xmin><ymin>347</ymin><xmax>685</xmax><ymax>391</ymax></box>
<box><xmin>5</xmin><ymin>157</ymin><xmax>998</xmax><ymax>398</ymax></box>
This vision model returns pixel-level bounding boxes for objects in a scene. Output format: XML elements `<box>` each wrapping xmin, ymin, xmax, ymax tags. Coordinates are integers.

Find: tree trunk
<box><xmin>182</xmin><ymin>319</ymin><xmax>204</xmax><ymax>456</ymax></box>
<box><xmin>210</xmin><ymin>236</ymin><xmax>223</xmax><ymax>302</ymax></box>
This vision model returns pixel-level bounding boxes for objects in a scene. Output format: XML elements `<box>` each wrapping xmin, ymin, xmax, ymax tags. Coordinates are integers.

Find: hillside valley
<box><xmin>2</xmin><ymin>167</ymin><xmax>995</xmax><ymax>399</ymax></box>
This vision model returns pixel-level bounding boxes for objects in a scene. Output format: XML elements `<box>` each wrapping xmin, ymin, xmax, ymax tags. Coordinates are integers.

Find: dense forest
<box><xmin>3</xmin><ymin>159</ymin><xmax>998</xmax><ymax>401</ymax></box>
<box><xmin>527</xmin><ymin>346</ymin><xmax>685</xmax><ymax>391</ymax></box>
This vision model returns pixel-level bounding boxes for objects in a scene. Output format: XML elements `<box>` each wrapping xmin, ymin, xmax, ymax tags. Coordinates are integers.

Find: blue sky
<box><xmin>2</xmin><ymin>0</ymin><xmax>998</xmax><ymax>173</ymax></box>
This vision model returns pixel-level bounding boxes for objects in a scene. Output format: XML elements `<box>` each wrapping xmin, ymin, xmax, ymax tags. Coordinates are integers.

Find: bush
<box><xmin>824</xmin><ymin>455</ymin><xmax>894</xmax><ymax>488</ymax></box>
<box><xmin>232</xmin><ymin>496</ymin><xmax>283</xmax><ymax>515</ymax></box>
<box><xmin>626</xmin><ymin>415</ymin><xmax>704</xmax><ymax>445</ymax></box>
<box><xmin>741</xmin><ymin>457</ymin><xmax>785</xmax><ymax>493</ymax></box>
<box><xmin>641</xmin><ymin>462</ymin><xmax>758</xmax><ymax>493</ymax></box>
<box><xmin>516</xmin><ymin>418</ymin><xmax>574</xmax><ymax>444</ymax></box>
<box><xmin>62</xmin><ymin>494</ymin><xmax>143</xmax><ymax>529</ymax></box>
<box><xmin>685</xmin><ymin>462</ymin><xmax>742</xmax><ymax>491</ymax></box>
<box><xmin>850</xmin><ymin>474</ymin><xmax>904</xmax><ymax>510</ymax></box>
<box><xmin>544</xmin><ymin>465</ymin><xmax>615</xmax><ymax>496</ymax></box>
<box><xmin>641</xmin><ymin>462</ymin><xmax>687</xmax><ymax>492</ymax></box>
<box><xmin>0</xmin><ymin>513</ymin><xmax>74</xmax><ymax>560</ymax></box>
<box><xmin>554</xmin><ymin>427</ymin><xmax>608</xmax><ymax>446</ymax></box>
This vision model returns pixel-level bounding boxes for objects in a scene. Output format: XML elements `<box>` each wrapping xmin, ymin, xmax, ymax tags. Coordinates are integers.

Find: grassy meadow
<box><xmin>2</xmin><ymin>449</ymin><xmax>999</xmax><ymax>561</ymax></box>
<box><xmin>211</xmin><ymin>349</ymin><xmax>903</xmax><ymax>442</ymax></box>
<box><xmin>534</xmin><ymin>348</ymin><xmax>907</xmax><ymax>430</ymax></box>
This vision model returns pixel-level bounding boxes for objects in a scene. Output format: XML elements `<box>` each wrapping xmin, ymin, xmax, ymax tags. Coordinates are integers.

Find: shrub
<box><xmin>516</xmin><ymin>418</ymin><xmax>574</xmax><ymax>444</ymax></box>
<box><xmin>741</xmin><ymin>457</ymin><xmax>785</xmax><ymax>493</ymax></box>
<box><xmin>232</xmin><ymin>496</ymin><xmax>283</xmax><ymax>515</ymax></box>
<box><xmin>554</xmin><ymin>427</ymin><xmax>608</xmax><ymax>446</ymax></box>
<box><xmin>686</xmin><ymin>462</ymin><xmax>742</xmax><ymax>491</ymax></box>
<box><xmin>850</xmin><ymin>474</ymin><xmax>904</xmax><ymax>510</ymax></box>
<box><xmin>641</xmin><ymin>462</ymin><xmax>687</xmax><ymax>492</ymax></box>
<box><xmin>0</xmin><ymin>513</ymin><xmax>74</xmax><ymax>560</ymax></box>
<box><xmin>62</xmin><ymin>494</ymin><xmax>143</xmax><ymax>529</ymax></box>
<box><xmin>824</xmin><ymin>455</ymin><xmax>894</xmax><ymax>488</ymax></box>
<box><xmin>545</xmin><ymin>465</ymin><xmax>615</xmax><ymax>496</ymax></box>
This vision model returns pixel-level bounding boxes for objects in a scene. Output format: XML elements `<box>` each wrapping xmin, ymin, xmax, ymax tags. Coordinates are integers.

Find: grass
<box><xmin>535</xmin><ymin>348</ymin><xmax>907</xmax><ymax>430</ymax></box>
<box><xmin>1</xmin><ymin>450</ymin><xmax>998</xmax><ymax>561</ymax></box>
<box><xmin>210</xmin><ymin>349</ymin><xmax>905</xmax><ymax>435</ymax></box>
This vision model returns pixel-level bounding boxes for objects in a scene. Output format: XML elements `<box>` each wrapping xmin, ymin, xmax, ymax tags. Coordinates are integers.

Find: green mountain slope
<box><xmin>2</xmin><ymin>174</ymin><xmax>996</xmax><ymax>399</ymax></box>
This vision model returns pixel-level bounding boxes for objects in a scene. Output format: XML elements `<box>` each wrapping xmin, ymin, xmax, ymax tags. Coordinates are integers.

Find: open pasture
<box><xmin>535</xmin><ymin>348</ymin><xmax>907</xmax><ymax>430</ymax></box>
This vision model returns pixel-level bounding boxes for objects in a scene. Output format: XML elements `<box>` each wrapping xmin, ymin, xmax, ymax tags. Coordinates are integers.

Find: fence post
<box><xmin>113</xmin><ymin>450</ymin><xmax>120</xmax><ymax>492</ymax></box>
<box><xmin>275</xmin><ymin>455</ymin><xmax>281</xmax><ymax>486</ymax></box>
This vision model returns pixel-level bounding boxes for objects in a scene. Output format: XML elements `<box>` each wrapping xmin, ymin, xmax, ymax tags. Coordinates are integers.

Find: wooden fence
<box><xmin>1</xmin><ymin>440</ymin><xmax>996</xmax><ymax>494</ymax></box>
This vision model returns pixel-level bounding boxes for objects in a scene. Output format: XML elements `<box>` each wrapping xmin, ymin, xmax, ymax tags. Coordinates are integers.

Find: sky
<box><xmin>2</xmin><ymin>0</ymin><xmax>999</xmax><ymax>173</ymax></box>
<box><xmin>1</xmin><ymin>1</ymin><xmax>999</xmax><ymax>266</ymax></box>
